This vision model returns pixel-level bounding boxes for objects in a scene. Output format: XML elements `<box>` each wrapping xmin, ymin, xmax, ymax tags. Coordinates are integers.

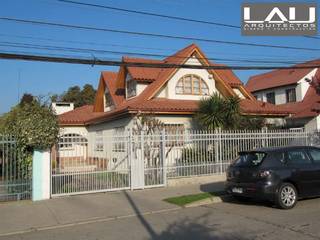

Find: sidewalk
<box><xmin>0</xmin><ymin>181</ymin><xmax>224</xmax><ymax>236</ymax></box>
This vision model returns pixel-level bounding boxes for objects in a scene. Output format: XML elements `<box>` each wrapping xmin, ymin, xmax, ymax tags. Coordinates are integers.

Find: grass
<box><xmin>164</xmin><ymin>191</ymin><xmax>225</xmax><ymax>207</ymax></box>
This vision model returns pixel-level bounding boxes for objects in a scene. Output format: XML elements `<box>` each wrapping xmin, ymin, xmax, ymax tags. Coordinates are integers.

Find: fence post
<box><xmin>32</xmin><ymin>149</ymin><xmax>51</xmax><ymax>201</ymax></box>
<box><xmin>214</xmin><ymin>128</ymin><xmax>222</xmax><ymax>174</ymax></box>
<box><xmin>161</xmin><ymin>129</ymin><xmax>167</xmax><ymax>186</ymax></box>
<box><xmin>128</xmin><ymin>129</ymin><xmax>133</xmax><ymax>191</ymax></box>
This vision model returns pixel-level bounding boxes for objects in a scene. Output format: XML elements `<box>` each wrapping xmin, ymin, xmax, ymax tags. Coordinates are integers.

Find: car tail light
<box><xmin>258</xmin><ymin>170</ymin><xmax>271</xmax><ymax>178</ymax></box>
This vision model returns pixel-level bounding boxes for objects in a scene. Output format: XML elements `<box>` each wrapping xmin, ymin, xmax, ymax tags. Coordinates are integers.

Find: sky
<box><xmin>0</xmin><ymin>0</ymin><xmax>319</xmax><ymax>114</ymax></box>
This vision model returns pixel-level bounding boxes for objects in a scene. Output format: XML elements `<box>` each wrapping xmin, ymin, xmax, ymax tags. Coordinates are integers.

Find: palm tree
<box><xmin>196</xmin><ymin>93</ymin><xmax>240</xmax><ymax>130</ymax></box>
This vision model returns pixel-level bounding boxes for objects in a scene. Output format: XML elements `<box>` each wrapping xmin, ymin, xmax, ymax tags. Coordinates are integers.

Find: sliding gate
<box><xmin>51</xmin><ymin>132</ymin><xmax>165</xmax><ymax>197</ymax></box>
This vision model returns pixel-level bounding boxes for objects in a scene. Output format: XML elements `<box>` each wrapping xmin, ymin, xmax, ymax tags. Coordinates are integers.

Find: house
<box><xmin>246</xmin><ymin>59</ymin><xmax>320</xmax><ymax>131</ymax></box>
<box><xmin>58</xmin><ymin>43</ymin><xmax>291</xmax><ymax>138</ymax></box>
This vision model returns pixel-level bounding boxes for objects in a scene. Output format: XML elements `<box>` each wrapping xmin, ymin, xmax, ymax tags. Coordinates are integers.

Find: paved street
<box><xmin>1</xmin><ymin>191</ymin><xmax>320</xmax><ymax>239</ymax></box>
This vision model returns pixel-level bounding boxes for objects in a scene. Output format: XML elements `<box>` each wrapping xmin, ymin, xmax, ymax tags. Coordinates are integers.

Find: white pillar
<box><xmin>32</xmin><ymin>150</ymin><xmax>51</xmax><ymax>201</ymax></box>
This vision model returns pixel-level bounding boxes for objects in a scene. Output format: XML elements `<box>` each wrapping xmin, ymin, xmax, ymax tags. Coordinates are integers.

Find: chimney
<box><xmin>51</xmin><ymin>102</ymin><xmax>74</xmax><ymax>115</ymax></box>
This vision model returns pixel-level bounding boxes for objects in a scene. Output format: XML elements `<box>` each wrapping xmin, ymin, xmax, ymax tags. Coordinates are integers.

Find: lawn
<box><xmin>164</xmin><ymin>191</ymin><xmax>225</xmax><ymax>206</ymax></box>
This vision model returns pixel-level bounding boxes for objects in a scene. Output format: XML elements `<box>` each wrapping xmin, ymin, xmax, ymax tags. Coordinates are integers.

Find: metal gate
<box><xmin>51</xmin><ymin>131</ymin><xmax>165</xmax><ymax>197</ymax></box>
<box><xmin>131</xmin><ymin>132</ymin><xmax>165</xmax><ymax>189</ymax></box>
<box><xmin>0</xmin><ymin>135</ymin><xmax>31</xmax><ymax>201</ymax></box>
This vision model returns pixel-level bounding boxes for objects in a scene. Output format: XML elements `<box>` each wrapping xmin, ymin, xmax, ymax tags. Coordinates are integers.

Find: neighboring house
<box><xmin>58</xmin><ymin>44</ymin><xmax>290</xmax><ymax>138</ymax></box>
<box><xmin>246</xmin><ymin>59</ymin><xmax>320</xmax><ymax>130</ymax></box>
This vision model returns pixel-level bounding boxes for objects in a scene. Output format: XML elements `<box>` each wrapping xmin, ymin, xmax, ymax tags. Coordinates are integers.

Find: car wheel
<box><xmin>276</xmin><ymin>183</ymin><xmax>298</xmax><ymax>209</ymax></box>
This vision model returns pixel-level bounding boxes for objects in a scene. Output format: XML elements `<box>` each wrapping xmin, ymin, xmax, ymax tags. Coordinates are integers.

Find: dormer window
<box><xmin>175</xmin><ymin>74</ymin><xmax>209</xmax><ymax>95</ymax></box>
<box><xmin>127</xmin><ymin>80</ymin><xmax>136</xmax><ymax>98</ymax></box>
<box><xmin>104</xmin><ymin>89</ymin><xmax>113</xmax><ymax>108</ymax></box>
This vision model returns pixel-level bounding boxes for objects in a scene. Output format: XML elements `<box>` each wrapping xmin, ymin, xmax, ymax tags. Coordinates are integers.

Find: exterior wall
<box><xmin>137</xmin><ymin>83</ymin><xmax>148</xmax><ymax>95</ymax></box>
<box><xmin>296</xmin><ymin>68</ymin><xmax>317</xmax><ymax>101</ymax></box>
<box><xmin>254</xmin><ymin>85</ymin><xmax>295</xmax><ymax>105</ymax></box>
<box><xmin>59</xmin><ymin>126</ymin><xmax>88</xmax><ymax>136</ymax></box>
<box><xmin>252</xmin><ymin>68</ymin><xmax>318</xmax><ymax>105</ymax></box>
<box><xmin>163</xmin><ymin>57</ymin><xmax>218</xmax><ymax>100</ymax></box>
<box><xmin>52</xmin><ymin>102</ymin><xmax>74</xmax><ymax>115</ymax></box>
<box><xmin>155</xmin><ymin>115</ymin><xmax>196</xmax><ymax>129</ymax></box>
<box><xmin>232</xmin><ymin>88</ymin><xmax>245</xmax><ymax>99</ymax></box>
<box><xmin>305</xmin><ymin>116</ymin><xmax>320</xmax><ymax>132</ymax></box>
<box><xmin>265</xmin><ymin>117</ymin><xmax>286</xmax><ymax>127</ymax></box>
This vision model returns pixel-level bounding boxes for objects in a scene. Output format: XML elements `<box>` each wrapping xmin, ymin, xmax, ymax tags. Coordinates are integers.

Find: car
<box><xmin>225</xmin><ymin>146</ymin><xmax>320</xmax><ymax>209</ymax></box>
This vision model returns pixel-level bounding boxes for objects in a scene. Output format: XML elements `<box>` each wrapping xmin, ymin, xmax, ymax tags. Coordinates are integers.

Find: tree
<box><xmin>81</xmin><ymin>84</ymin><xmax>96</xmax><ymax>106</ymax></box>
<box><xmin>19</xmin><ymin>93</ymin><xmax>34</xmax><ymax>106</ymax></box>
<box><xmin>2</xmin><ymin>99</ymin><xmax>59</xmax><ymax>152</ymax></box>
<box><xmin>61</xmin><ymin>86</ymin><xmax>82</xmax><ymax>107</ymax></box>
<box><xmin>196</xmin><ymin>93</ymin><xmax>240</xmax><ymax>130</ymax></box>
<box><xmin>58</xmin><ymin>84</ymin><xmax>96</xmax><ymax>108</ymax></box>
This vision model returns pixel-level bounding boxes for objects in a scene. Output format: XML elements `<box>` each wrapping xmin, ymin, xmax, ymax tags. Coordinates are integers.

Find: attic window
<box><xmin>105</xmin><ymin>90</ymin><xmax>112</xmax><ymax>108</ymax></box>
<box><xmin>175</xmin><ymin>74</ymin><xmax>209</xmax><ymax>95</ymax></box>
<box><xmin>127</xmin><ymin>80</ymin><xmax>136</xmax><ymax>98</ymax></box>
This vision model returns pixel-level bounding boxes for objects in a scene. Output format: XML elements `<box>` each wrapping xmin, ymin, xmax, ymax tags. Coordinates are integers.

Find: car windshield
<box><xmin>233</xmin><ymin>152</ymin><xmax>266</xmax><ymax>167</ymax></box>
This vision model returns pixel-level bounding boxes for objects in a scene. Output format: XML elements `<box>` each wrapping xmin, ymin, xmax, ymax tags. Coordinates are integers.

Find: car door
<box><xmin>286</xmin><ymin>148</ymin><xmax>317</xmax><ymax>197</ymax></box>
<box><xmin>306</xmin><ymin>147</ymin><xmax>320</xmax><ymax>195</ymax></box>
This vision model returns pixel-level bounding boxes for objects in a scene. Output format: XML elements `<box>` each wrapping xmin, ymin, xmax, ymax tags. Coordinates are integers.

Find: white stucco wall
<box><xmin>59</xmin><ymin>126</ymin><xmax>88</xmax><ymax>136</ymax></box>
<box><xmin>296</xmin><ymin>68</ymin><xmax>317</xmax><ymax>101</ymax></box>
<box><xmin>253</xmin><ymin>68</ymin><xmax>318</xmax><ymax>105</ymax></box>
<box><xmin>52</xmin><ymin>103</ymin><xmax>74</xmax><ymax>115</ymax></box>
<box><xmin>305</xmin><ymin>116</ymin><xmax>320</xmax><ymax>132</ymax></box>
<box><xmin>137</xmin><ymin>83</ymin><xmax>148</xmax><ymax>95</ymax></box>
<box><xmin>254</xmin><ymin>85</ymin><xmax>296</xmax><ymax>105</ymax></box>
<box><xmin>155</xmin><ymin>115</ymin><xmax>195</xmax><ymax>129</ymax></box>
<box><xmin>161</xmin><ymin>57</ymin><xmax>218</xmax><ymax>100</ymax></box>
<box><xmin>232</xmin><ymin>88</ymin><xmax>245</xmax><ymax>99</ymax></box>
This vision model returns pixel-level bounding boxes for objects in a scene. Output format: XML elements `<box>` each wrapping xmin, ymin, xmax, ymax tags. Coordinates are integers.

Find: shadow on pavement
<box><xmin>123</xmin><ymin>191</ymin><xmax>251</xmax><ymax>240</ymax></box>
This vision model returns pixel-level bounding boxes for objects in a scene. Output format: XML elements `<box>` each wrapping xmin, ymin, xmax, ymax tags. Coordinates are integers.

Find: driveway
<box><xmin>1</xmin><ymin>195</ymin><xmax>320</xmax><ymax>239</ymax></box>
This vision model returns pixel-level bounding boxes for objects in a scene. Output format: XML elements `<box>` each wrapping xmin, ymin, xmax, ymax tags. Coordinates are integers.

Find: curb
<box><xmin>184</xmin><ymin>194</ymin><xmax>229</xmax><ymax>208</ymax></box>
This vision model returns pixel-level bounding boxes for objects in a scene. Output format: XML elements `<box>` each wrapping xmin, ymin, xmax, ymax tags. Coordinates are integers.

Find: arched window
<box><xmin>175</xmin><ymin>75</ymin><xmax>209</xmax><ymax>95</ymax></box>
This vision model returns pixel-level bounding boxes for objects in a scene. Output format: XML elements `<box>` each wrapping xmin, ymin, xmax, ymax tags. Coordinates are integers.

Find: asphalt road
<box><xmin>2</xmin><ymin>198</ymin><xmax>320</xmax><ymax>240</ymax></box>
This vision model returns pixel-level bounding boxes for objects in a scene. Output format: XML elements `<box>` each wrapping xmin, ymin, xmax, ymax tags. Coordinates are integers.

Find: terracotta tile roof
<box><xmin>101</xmin><ymin>71</ymin><xmax>125</xmax><ymax>106</ymax></box>
<box><xmin>275</xmin><ymin>86</ymin><xmax>320</xmax><ymax>119</ymax></box>
<box><xmin>59</xmin><ymin>105</ymin><xmax>105</xmax><ymax>125</ymax></box>
<box><xmin>246</xmin><ymin>59</ymin><xmax>320</xmax><ymax>92</ymax></box>
<box><xmin>240</xmin><ymin>99</ymin><xmax>291</xmax><ymax>115</ymax></box>
<box><xmin>124</xmin><ymin>57</ymin><xmax>163</xmax><ymax>82</ymax></box>
<box><xmin>59</xmin><ymin>44</ymin><xmax>291</xmax><ymax>126</ymax></box>
<box><xmin>210</xmin><ymin>63</ymin><xmax>243</xmax><ymax>86</ymax></box>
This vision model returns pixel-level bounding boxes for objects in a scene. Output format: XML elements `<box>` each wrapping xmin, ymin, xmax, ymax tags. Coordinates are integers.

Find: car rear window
<box><xmin>233</xmin><ymin>152</ymin><xmax>266</xmax><ymax>167</ymax></box>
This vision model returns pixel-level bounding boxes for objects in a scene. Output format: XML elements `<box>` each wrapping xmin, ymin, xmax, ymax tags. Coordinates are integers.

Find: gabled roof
<box><xmin>102</xmin><ymin>71</ymin><xmax>125</xmax><ymax>106</ymax></box>
<box><xmin>124</xmin><ymin>57</ymin><xmax>163</xmax><ymax>82</ymax></box>
<box><xmin>246</xmin><ymin>59</ymin><xmax>320</xmax><ymax>92</ymax></box>
<box><xmin>59</xmin><ymin>43</ymin><xmax>291</xmax><ymax>126</ymax></box>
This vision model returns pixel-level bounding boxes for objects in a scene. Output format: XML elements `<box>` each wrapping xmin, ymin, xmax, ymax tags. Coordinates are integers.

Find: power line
<box><xmin>0</xmin><ymin>51</ymin><xmax>319</xmax><ymax>70</ymax></box>
<box><xmin>1</xmin><ymin>33</ymin><xmax>311</xmax><ymax>60</ymax></box>
<box><xmin>1</xmin><ymin>17</ymin><xmax>319</xmax><ymax>52</ymax></box>
<box><xmin>56</xmin><ymin>0</ymin><xmax>317</xmax><ymax>42</ymax></box>
<box><xmin>57</xmin><ymin>0</ymin><xmax>240</xmax><ymax>29</ymax></box>
<box><xmin>0</xmin><ymin>40</ymin><xmax>310</xmax><ymax>65</ymax></box>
